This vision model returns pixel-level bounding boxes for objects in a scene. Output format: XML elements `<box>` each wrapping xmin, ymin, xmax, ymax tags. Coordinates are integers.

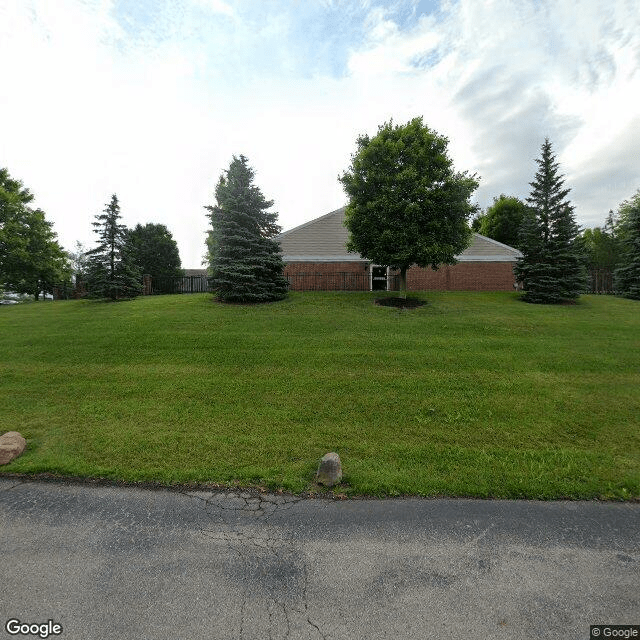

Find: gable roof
<box><xmin>277</xmin><ymin>207</ymin><xmax>359</xmax><ymax>262</ymax></box>
<box><xmin>276</xmin><ymin>207</ymin><xmax>522</xmax><ymax>262</ymax></box>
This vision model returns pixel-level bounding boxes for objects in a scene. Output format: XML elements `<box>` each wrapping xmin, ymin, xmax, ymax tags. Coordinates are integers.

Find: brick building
<box><xmin>277</xmin><ymin>207</ymin><xmax>521</xmax><ymax>292</ymax></box>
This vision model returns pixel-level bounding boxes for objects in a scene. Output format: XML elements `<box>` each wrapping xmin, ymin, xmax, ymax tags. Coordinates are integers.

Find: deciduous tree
<box><xmin>125</xmin><ymin>223</ymin><xmax>182</xmax><ymax>291</ymax></box>
<box><xmin>338</xmin><ymin>117</ymin><xmax>479</xmax><ymax>296</ymax></box>
<box><xmin>68</xmin><ymin>240</ymin><xmax>90</xmax><ymax>285</ymax></box>
<box><xmin>0</xmin><ymin>168</ymin><xmax>70</xmax><ymax>299</ymax></box>
<box><xmin>478</xmin><ymin>194</ymin><xmax>529</xmax><ymax>249</ymax></box>
<box><xmin>577</xmin><ymin>212</ymin><xmax>621</xmax><ymax>272</ymax></box>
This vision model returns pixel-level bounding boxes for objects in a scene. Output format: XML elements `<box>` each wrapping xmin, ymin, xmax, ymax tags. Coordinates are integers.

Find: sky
<box><xmin>1</xmin><ymin>0</ymin><xmax>639</xmax><ymax>268</ymax></box>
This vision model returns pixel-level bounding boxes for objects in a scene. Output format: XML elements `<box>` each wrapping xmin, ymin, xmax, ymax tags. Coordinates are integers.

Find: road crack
<box><xmin>184</xmin><ymin>489</ymin><xmax>318</xmax><ymax>638</ymax></box>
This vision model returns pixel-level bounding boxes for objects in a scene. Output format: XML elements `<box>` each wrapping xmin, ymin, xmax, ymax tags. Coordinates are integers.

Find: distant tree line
<box><xmin>1</xmin><ymin>167</ymin><xmax>183</xmax><ymax>301</ymax></box>
<box><xmin>79</xmin><ymin>195</ymin><xmax>183</xmax><ymax>300</ymax></box>
<box><xmin>80</xmin><ymin>194</ymin><xmax>183</xmax><ymax>300</ymax></box>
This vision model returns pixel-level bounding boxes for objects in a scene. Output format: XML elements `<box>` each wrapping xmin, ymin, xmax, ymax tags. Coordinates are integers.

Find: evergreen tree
<box><xmin>205</xmin><ymin>156</ymin><xmax>288</xmax><ymax>303</ymax></box>
<box><xmin>515</xmin><ymin>139</ymin><xmax>585</xmax><ymax>303</ymax></box>
<box><xmin>614</xmin><ymin>190</ymin><xmax>640</xmax><ymax>299</ymax></box>
<box><xmin>85</xmin><ymin>194</ymin><xmax>142</xmax><ymax>300</ymax></box>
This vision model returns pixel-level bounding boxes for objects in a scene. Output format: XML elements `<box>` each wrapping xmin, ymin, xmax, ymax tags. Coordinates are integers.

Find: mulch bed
<box><xmin>375</xmin><ymin>297</ymin><xmax>426</xmax><ymax>309</ymax></box>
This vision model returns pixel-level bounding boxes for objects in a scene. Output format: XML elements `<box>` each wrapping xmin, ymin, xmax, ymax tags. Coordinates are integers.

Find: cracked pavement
<box><xmin>0</xmin><ymin>478</ymin><xmax>638</xmax><ymax>640</ymax></box>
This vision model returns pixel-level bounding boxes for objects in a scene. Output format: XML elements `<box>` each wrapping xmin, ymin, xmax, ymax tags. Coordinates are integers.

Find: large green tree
<box><xmin>614</xmin><ymin>190</ymin><xmax>640</xmax><ymax>299</ymax></box>
<box><xmin>205</xmin><ymin>155</ymin><xmax>288</xmax><ymax>303</ymax></box>
<box><xmin>15</xmin><ymin>208</ymin><xmax>71</xmax><ymax>299</ymax></box>
<box><xmin>0</xmin><ymin>168</ymin><xmax>70</xmax><ymax>299</ymax></box>
<box><xmin>471</xmin><ymin>212</ymin><xmax>486</xmax><ymax>233</ymax></box>
<box><xmin>514</xmin><ymin>139</ymin><xmax>585</xmax><ymax>303</ymax></box>
<box><xmin>125</xmin><ymin>223</ymin><xmax>183</xmax><ymax>291</ymax></box>
<box><xmin>85</xmin><ymin>194</ymin><xmax>142</xmax><ymax>300</ymax></box>
<box><xmin>338</xmin><ymin>117</ymin><xmax>479</xmax><ymax>296</ymax></box>
<box><xmin>477</xmin><ymin>194</ymin><xmax>529</xmax><ymax>249</ymax></box>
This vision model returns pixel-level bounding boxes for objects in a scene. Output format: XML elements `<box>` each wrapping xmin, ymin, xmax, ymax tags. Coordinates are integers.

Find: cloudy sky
<box><xmin>1</xmin><ymin>0</ymin><xmax>639</xmax><ymax>267</ymax></box>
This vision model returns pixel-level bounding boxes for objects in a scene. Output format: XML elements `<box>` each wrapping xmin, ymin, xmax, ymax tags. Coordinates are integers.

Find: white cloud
<box><xmin>1</xmin><ymin>0</ymin><xmax>639</xmax><ymax>268</ymax></box>
<box><xmin>192</xmin><ymin>0</ymin><xmax>234</xmax><ymax>17</ymax></box>
<box><xmin>347</xmin><ymin>0</ymin><xmax>640</xmax><ymax>226</ymax></box>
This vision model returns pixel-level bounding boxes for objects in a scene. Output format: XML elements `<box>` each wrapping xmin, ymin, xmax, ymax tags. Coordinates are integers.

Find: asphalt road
<box><xmin>0</xmin><ymin>478</ymin><xmax>638</xmax><ymax>640</ymax></box>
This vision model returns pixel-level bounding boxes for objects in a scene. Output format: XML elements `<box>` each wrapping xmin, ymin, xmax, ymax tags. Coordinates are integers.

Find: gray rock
<box><xmin>316</xmin><ymin>452</ymin><xmax>342</xmax><ymax>486</ymax></box>
<box><xmin>0</xmin><ymin>431</ymin><xmax>26</xmax><ymax>465</ymax></box>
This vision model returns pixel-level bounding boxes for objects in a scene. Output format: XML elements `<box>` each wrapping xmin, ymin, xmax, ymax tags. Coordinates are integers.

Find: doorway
<box><xmin>371</xmin><ymin>266</ymin><xmax>388</xmax><ymax>291</ymax></box>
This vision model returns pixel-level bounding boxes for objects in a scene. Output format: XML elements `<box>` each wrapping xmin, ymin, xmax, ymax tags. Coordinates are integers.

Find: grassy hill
<box><xmin>1</xmin><ymin>292</ymin><xmax>638</xmax><ymax>499</ymax></box>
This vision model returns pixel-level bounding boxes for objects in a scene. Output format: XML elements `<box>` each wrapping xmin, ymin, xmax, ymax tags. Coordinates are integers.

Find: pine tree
<box><xmin>85</xmin><ymin>194</ymin><xmax>142</xmax><ymax>300</ymax></box>
<box><xmin>205</xmin><ymin>155</ymin><xmax>288</xmax><ymax>303</ymax></box>
<box><xmin>515</xmin><ymin>139</ymin><xmax>585</xmax><ymax>303</ymax></box>
<box><xmin>614</xmin><ymin>190</ymin><xmax>640</xmax><ymax>299</ymax></box>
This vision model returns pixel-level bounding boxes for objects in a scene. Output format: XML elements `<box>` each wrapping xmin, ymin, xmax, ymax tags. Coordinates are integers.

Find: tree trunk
<box><xmin>400</xmin><ymin>267</ymin><xmax>407</xmax><ymax>299</ymax></box>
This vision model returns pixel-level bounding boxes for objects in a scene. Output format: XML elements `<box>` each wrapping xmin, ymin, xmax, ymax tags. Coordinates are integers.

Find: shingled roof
<box><xmin>276</xmin><ymin>207</ymin><xmax>522</xmax><ymax>262</ymax></box>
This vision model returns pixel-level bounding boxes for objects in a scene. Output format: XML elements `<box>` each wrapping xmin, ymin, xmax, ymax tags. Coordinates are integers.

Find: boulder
<box><xmin>0</xmin><ymin>431</ymin><xmax>26</xmax><ymax>465</ymax></box>
<box><xmin>316</xmin><ymin>452</ymin><xmax>342</xmax><ymax>487</ymax></box>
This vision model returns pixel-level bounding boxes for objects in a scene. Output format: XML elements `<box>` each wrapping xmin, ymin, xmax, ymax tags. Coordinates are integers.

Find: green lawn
<box><xmin>1</xmin><ymin>292</ymin><xmax>638</xmax><ymax>499</ymax></box>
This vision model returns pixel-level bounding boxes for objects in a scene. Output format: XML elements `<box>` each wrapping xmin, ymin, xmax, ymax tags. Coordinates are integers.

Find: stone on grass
<box><xmin>0</xmin><ymin>431</ymin><xmax>26</xmax><ymax>465</ymax></box>
<box><xmin>316</xmin><ymin>452</ymin><xmax>342</xmax><ymax>487</ymax></box>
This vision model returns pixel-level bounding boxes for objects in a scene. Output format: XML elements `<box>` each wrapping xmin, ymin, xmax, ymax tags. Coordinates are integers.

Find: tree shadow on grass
<box><xmin>375</xmin><ymin>297</ymin><xmax>426</xmax><ymax>309</ymax></box>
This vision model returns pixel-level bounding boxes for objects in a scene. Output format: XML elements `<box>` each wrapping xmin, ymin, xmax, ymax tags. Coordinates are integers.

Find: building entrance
<box><xmin>371</xmin><ymin>266</ymin><xmax>387</xmax><ymax>291</ymax></box>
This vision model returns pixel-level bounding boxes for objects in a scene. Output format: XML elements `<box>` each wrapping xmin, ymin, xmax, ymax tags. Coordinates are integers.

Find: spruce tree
<box><xmin>205</xmin><ymin>155</ymin><xmax>288</xmax><ymax>303</ymax></box>
<box><xmin>515</xmin><ymin>139</ymin><xmax>585</xmax><ymax>303</ymax></box>
<box><xmin>614</xmin><ymin>190</ymin><xmax>640</xmax><ymax>299</ymax></box>
<box><xmin>86</xmin><ymin>194</ymin><xmax>142</xmax><ymax>300</ymax></box>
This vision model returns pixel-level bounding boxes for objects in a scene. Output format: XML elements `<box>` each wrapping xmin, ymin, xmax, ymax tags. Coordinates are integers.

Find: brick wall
<box><xmin>284</xmin><ymin>262</ymin><xmax>368</xmax><ymax>291</ymax></box>
<box><xmin>405</xmin><ymin>262</ymin><xmax>517</xmax><ymax>291</ymax></box>
<box><xmin>283</xmin><ymin>261</ymin><xmax>517</xmax><ymax>291</ymax></box>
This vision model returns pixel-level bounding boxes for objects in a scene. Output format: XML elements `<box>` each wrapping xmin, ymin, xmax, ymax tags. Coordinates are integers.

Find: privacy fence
<box><xmin>49</xmin><ymin>269</ymin><xmax>616</xmax><ymax>299</ymax></box>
